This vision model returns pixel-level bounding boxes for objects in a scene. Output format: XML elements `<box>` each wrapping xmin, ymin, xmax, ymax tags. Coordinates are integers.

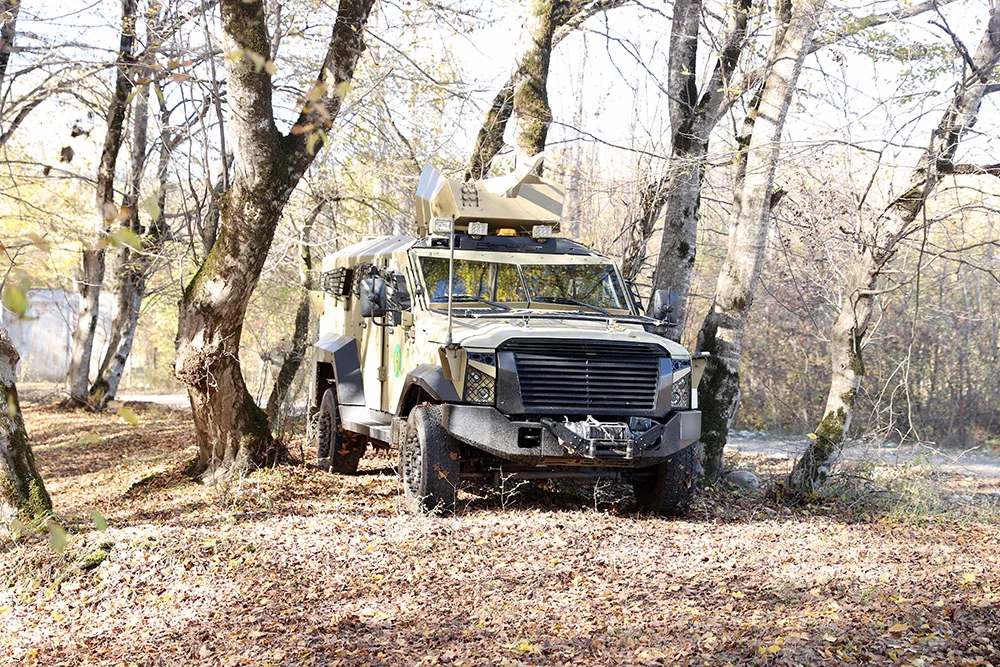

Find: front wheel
<box><xmin>399</xmin><ymin>405</ymin><xmax>461</xmax><ymax>514</ymax></box>
<box><xmin>316</xmin><ymin>388</ymin><xmax>366</xmax><ymax>474</ymax></box>
<box><xmin>632</xmin><ymin>444</ymin><xmax>701</xmax><ymax>516</ymax></box>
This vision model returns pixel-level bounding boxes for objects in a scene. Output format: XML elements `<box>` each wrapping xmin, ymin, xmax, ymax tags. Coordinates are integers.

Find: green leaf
<box><xmin>91</xmin><ymin>510</ymin><xmax>108</xmax><ymax>531</ymax></box>
<box><xmin>110</xmin><ymin>228</ymin><xmax>143</xmax><ymax>251</ymax></box>
<box><xmin>140</xmin><ymin>193</ymin><xmax>161</xmax><ymax>222</ymax></box>
<box><xmin>2</xmin><ymin>285</ymin><xmax>28</xmax><ymax>318</ymax></box>
<box><xmin>49</xmin><ymin>522</ymin><xmax>68</xmax><ymax>553</ymax></box>
<box><xmin>117</xmin><ymin>406</ymin><xmax>140</xmax><ymax>426</ymax></box>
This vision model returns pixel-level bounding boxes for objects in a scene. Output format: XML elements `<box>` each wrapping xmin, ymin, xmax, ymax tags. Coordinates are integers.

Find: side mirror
<box><xmin>649</xmin><ymin>288</ymin><xmax>677</xmax><ymax>322</ymax></box>
<box><xmin>359</xmin><ymin>277</ymin><xmax>387</xmax><ymax>318</ymax></box>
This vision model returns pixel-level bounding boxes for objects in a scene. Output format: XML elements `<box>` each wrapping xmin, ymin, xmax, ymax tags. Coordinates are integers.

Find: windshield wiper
<box><xmin>438</xmin><ymin>294</ymin><xmax>511</xmax><ymax>311</ymax></box>
<box><xmin>531</xmin><ymin>296</ymin><xmax>612</xmax><ymax>317</ymax></box>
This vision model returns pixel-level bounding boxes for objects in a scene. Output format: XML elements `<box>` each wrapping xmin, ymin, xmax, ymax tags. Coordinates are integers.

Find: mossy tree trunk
<box><xmin>789</xmin><ymin>7</ymin><xmax>1000</xmax><ymax>493</ymax></box>
<box><xmin>1</xmin><ymin>329</ymin><xmax>52</xmax><ymax>523</ymax></box>
<box><xmin>66</xmin><ymin>0</ymin><xmax>138</xmax><ymax>407</ymax></box>
<box><xmin>468</xmin><ymin>0</ymin><xmax>632</xmax><ymax>180</ymax></box>
<box><xmin>695</xmin><ymin>0</ymin><xmax>823</xmax><ymax>481</ymax></box>
<box><xmin>174</xmin><ymin>0</ymin><xmax>373</xmax><ymax>479</ymax></box>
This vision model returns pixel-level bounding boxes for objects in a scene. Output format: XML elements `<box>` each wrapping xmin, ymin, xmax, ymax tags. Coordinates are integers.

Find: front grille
<box><xmin>501</xmin><ymin>339</ymin><xmax>665</xmax><ymax>414</ymax></box>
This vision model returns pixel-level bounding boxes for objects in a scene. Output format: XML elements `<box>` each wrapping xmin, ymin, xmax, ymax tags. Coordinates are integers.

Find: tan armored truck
<box><xmin>310</xmin><ymin>159</ymin><xmax>707</xmax><ymax>515</ymax></box>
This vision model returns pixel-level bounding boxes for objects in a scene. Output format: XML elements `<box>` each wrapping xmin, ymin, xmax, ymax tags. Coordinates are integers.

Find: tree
<box><xmin>0</xmin><ymin>327</ymin><xmax>52</xmax><ymax>523</ymax></box>
<box><xmin>468</xmin><ymin>0</ymin><xmax>632</xmax><ymax>179</ymax></box>
<box><xmin>66</xmin><ymin>0</ymin><xmax>139</xmax><ymax>407</ymax></box>
<box><xmin>174</xmin><ymin>0</ymin><xmax>374</xmax><ymax>478</ymax></box>
<box><xmin>625</xmin><ymin>0</ymin><xmax>959</xmax><ymax>331</ymax></box>
<box><xmin>264</xmin><ymin>197</ymin><xmax>325</xmax><ymax>430</ymax></box>
<box><xmin>695</xmin><ymin>0</ymin><xmax>826</xmax><ymax>480</ymax></box>
<box><xmin>789</xmin><ymin>6</ymin><xmax>1000</xmax><ymax>492</ymax></box>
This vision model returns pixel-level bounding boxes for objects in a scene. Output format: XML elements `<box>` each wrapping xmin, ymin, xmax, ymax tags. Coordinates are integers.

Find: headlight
<box><xmin>671</xmin><ymin>375</ymin><xmax>690</xmax><ymax>409</ymax></box>
<box><xmin>463</xmin><ymin>366</ymin><xmax>496</xmax><ymax>405</ymax></box>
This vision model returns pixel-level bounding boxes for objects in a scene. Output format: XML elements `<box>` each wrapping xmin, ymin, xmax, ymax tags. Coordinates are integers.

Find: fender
<box><xmin>313</xmin><ymin>333</ymin><xmax>365</xmax><ymax>406</ymax></box>
<box><xmin>398</xmin><ymin>364</ymin><xmax>460</xmax><ymax>415</ymax></box>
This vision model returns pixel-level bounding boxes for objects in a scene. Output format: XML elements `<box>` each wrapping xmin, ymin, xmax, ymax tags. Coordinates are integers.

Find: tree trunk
<box><xmin>91</xmin><ymin>73</ymin><xmax>151</xmax><ymax>408</ymax></box>
<box><xmin>468</xmin><ymin>0</ymin><xmax>632</xmax><ymax>179</ymax></box>
<box><xmin>1</xmin><ymin>329</ymin><xmax>52</xmax><ymax>523</ymax></box>
<box><xmin>641</xmin><ymin>0</ymin><xmax>752</xmax><ymax>331</ymax></box>
<box><xmin>0</xmin><ymin>0</ymin><xmax>19</xmax><ymax>88</ymax></box>
<box><xmin>66</xmin><ymin>0</ymin><xmax>138</xmax><ymax>406</ymax></box>
<box><xmin>696</xmin><ymin>0</ymin><xmax>824</xmax><ymax>481</ymax></box>
<box><xmin>265</xmin><ymin>202</ymin><xmax>322</xmax><ymax>430</ymax></box>
<box><xmin>510</xmin><ymin>0</ymin><xmax>556</xmax><ymax>160</ymax></box>
<box><xmin>174</xmin><ymin>0</ymin><xmax>373</xmax><ymax>479</ymax></box>
<box><xmin>790</xmin><ymin>7</ymin><xmax>1000</xmax><ymax>492</ymax></box>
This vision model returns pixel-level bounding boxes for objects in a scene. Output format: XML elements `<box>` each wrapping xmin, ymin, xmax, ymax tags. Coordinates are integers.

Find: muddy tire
<box><xmin>633</xmin><ymin>444</ymin><xmax>701</xmax><ymax>516</ymax></box>
<box><xmin>316</xmin><ymin>388</ymin><xmax>366</xmax><ymax>474</ymax></box>
<box><xmin>400</xmin><ymin>405</ymin><xmax>460</xmax><ymax>514</ymax></box>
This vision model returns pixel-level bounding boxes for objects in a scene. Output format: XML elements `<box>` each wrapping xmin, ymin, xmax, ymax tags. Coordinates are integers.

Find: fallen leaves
<box><xmin>2</xmin><ymin>394</ymin><xmax>999</xmax><ymax>666</ymax></box>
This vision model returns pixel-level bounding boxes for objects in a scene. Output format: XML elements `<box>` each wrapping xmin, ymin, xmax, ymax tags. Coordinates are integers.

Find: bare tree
<box><xmin>66</xmin><ymin>0</ymin><xmax>139</xmax><ymax>407</ymax></box>
<box><xmin>789</xmin><ymin>7</ymin><xmax>1000</xmax><ymax>492</ymax></box>
<box><xmin>264</xmin><ymin>197</ymin><xmax>326</xmax><ymax>429</ymax></box>
<box><xmin>695</xmin><ymin>0</ymin><xmax>826</xmax><ymax>480</ymax></box>
<box><xmin>174</xmin><ymin>0</ymin><xmax>375</xmax><ymax>478</ymax></box>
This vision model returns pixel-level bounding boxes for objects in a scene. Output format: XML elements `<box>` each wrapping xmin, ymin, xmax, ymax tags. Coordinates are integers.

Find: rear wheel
<box><xmin>316</xmin><ymin>388</ymin><xmax>366</xmax><ymax>474</ymax></box>
<box><xmin>400</xmin><ymin>405</ymin><xmax>461</xmax><ymax>514</ymax></box>
<box><xmin>633</xmin><ymin>444</ymin><xmax>701</xmax><ymax>516</ymax></box>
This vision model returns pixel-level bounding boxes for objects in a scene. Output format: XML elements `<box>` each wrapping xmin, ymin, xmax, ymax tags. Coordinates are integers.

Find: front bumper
<box><xmin>441</xmin><ymin>405</ymin><xmax>701</xmax><ymax>467</ymax></box>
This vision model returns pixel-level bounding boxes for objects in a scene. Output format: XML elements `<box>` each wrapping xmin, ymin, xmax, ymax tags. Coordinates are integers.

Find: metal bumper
<box><xmin>441</xmin><ymin>405</ymin><xmax>701</xmax><ymax>467</ymax></box>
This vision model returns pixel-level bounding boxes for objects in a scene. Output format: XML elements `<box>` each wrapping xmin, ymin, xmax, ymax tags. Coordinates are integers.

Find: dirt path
<box><xmin>726</xmin><ymin>432</ymin><xmax>1000</xmax><ymax>480</ymax></box>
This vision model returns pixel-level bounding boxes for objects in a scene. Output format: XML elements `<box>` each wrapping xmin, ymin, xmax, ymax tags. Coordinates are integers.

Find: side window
<box><xmin>495</xmin><ymin>263</ymin><xmax>526</xmax><ymax>302</ymax></box>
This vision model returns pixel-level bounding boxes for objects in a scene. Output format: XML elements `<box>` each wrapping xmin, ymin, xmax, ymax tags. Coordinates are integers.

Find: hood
<box><xmin>418</xmin><ymin>310</ymin><xmax>690</xmax><ymax>358</ymax></box>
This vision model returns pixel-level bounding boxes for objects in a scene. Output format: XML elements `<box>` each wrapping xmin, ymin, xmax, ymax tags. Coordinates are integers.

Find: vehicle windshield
<box><xmin>418</xmin><ymin>256</ymin><xmax>631</xmax><ymax>313</ymax></box>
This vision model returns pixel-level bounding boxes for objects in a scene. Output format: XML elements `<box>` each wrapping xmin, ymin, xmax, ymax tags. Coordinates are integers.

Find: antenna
<box><xmin>446</xmin><ymin>214</ymin><xmax>456</xmax><ymax>347</ymax></box>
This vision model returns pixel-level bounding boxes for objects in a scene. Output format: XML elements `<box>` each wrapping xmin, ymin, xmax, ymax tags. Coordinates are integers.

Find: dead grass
<box><xmin>2</xmin><ymin>397</ymin><xmax>999</xmax><ymax>666</ymax></box>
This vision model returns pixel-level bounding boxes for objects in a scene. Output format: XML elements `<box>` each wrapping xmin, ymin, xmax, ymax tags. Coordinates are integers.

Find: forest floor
<box><xmin>3</xmin><ymin>391</ymin><xmax>1000</xmax><ymax>666</ymax></box>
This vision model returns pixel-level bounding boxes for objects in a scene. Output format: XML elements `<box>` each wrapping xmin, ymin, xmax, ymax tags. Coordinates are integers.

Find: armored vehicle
<box><xmin>310</xmin><ymin>158</ymin><xmax>706</xmax><ymax>515</ymax></box>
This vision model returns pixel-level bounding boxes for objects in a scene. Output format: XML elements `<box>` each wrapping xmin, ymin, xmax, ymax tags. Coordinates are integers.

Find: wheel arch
<box><xmin>397</xmin><ymin>364</ymin><xmax>460</xmax><ymax>417</ymax></box>
<box><xmin>312</xmin><ymin>333</ymin><xmax>366</xmax><ymax>408</ymax></box>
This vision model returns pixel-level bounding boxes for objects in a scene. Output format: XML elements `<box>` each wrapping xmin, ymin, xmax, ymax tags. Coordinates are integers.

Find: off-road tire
<box><xmin>400</xmin><ymin>405</ymin><xmax>461</xmax><ymax>514</ymax></box>
<box><xmin>317</xmin><ymin>388</ymin><xmax>366</xmax><ymax>474</ymax></box>
<box><xmin>632</xmin><ymin>444</ymin><xmax>701</xmax><ymax>516</ymax></box>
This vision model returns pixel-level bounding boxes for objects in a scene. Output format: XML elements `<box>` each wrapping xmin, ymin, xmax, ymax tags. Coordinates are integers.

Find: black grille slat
<box><xmin>502</xmin><ymin>339</ymin><xmax>665</xmax><ymax>414</ymax></box>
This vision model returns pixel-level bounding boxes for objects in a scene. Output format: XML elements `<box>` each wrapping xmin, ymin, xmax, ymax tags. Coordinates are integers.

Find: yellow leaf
<box><xmin>26</xmin><ymin>232</ymin><xmax>50</xmax><ymax>252</ymax></box>
<box><xmin>49</xmin><ymin>522</ymin><xmax>68</xmax><ymax>553</ymax></box>
<box><xmin>264</xmin><ymin>60</ymin><xmax>276</xmax><ymax>75</ymax></box>
<box><xmin>807</xmin><ymin>432</ymin><xmax>818</xmax><ymax>440</ymax></box>
<box><xmin>963</xmin><ymin>572</ymin><xmax>976</xmax><ymax>583</ymax></box>
<box><xmin>767</xmin><ymin>644</ymin><xmax>781</xmax><ymax>654</ymax></box>
<box><xmin>888</xmin><ymin>623</ymin><xmax>908</xmax><ymax>633</ymax></box>
<box><xmin>117</xmin><ymin>406</ymin><xmax>140</xmax><ymax>426</ymax></box>
<box><xmin>305</xmin><ymin>82</ymin><xmax>328</xmax><ymax>102</ymax></box>
<box><xmin>334</xmin><ymin>81</ymin><xmax>353</xmax><ymax>100</ymax></box>
<box><xmin>2</xmin><ymin>285</ymin><xmax>28</xmax><ymax>318</ymax></box>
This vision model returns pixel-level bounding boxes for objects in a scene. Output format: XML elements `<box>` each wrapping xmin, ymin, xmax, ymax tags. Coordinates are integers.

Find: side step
<box><xmin>340</xmin><ymin>405</ymin><xmax>393</xmax><ymax>444</ymax></box>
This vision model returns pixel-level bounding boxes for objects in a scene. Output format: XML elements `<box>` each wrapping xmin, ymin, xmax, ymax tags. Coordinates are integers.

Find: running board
<box><xmin>340</xmin><ymin>405</ymin><xmax>393</xmax><ymax>444</ymax></box>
